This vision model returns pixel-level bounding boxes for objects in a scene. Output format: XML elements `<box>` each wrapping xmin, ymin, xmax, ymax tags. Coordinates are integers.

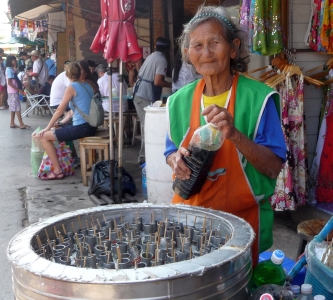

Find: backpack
<box><xmin>71</xmin><ymin>83</ymin><xmax>104</xmax><ymax>127</ymax></box>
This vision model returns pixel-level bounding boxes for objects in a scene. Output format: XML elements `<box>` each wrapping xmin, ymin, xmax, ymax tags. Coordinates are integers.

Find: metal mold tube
<box><xmin>7</xmin><ymin>204</ymin><xmax>255</xmax><ymax>300</ymax></box>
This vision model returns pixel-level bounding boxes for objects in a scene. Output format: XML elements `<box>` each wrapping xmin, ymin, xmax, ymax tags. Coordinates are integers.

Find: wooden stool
<box><xmin>103</xmin><ymin>115</ymin><xmax>127</xmax><ymax>140</ymax></box>
<box><xmin>131</xmin><ymin>113</ymin><xmax>140</xmax><ymax>146</ymax></box>
<box><xmin>79</xmin><ymin>137</ymin><xmax>110</xmax><ymax>186</ymax></box>
<box><xmin>296</xmin><ymin>219</ymin><xmax>333</xmax><ymax>257</ymax></box>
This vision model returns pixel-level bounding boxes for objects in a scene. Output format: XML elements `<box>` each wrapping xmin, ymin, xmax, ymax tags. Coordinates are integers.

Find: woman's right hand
<box><xmin>37</xmin><ymin>128</ymin><xmax>49</xmax><ymax>138</ymax></box>
<box><xmin>168</xmin><ymin>148</ymin><xmax>192</xmax><ymax>180</ymax></box>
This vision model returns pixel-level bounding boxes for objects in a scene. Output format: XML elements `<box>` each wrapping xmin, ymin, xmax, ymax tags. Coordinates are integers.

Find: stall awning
<box><xmin>8</xmin><ymin>0</ymin><xmax>63</xmax><ymax>19</ymax></box>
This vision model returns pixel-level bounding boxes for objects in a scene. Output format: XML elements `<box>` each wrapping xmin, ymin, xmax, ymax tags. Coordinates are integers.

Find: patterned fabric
<box><xmin>271</xmin><ymin>75</ymin><xmax>307</xmax><ymax>210</ymax></box>
<box><xmin>316</xmin><ymin>88</ymin><xmax>333</xmax><ymax>202</ymax></box>
<box><xmin>308</xmin><ymin>84</ymin><xmax>332</xmax><ymax>204</ymax></box>
<box><xmin>37</xmin><ymin>142</ymin><xmax>74</xmax><ymax>179</ymax></box>
<box><xmin>241</xmin><ymin>0</ymin><xmax>283</xmax><ymax>55</ymax></box>
<box><xmin>8</xmin><ymin>93</ymin><xmax>21</xmax><ymax>112</ymax></box>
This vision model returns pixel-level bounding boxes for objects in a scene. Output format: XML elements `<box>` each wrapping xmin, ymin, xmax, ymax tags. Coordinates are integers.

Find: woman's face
<box><xmin>186</xmin><ymin>20</ymin><xmax>238</xmax><ymax>77</ymax></box>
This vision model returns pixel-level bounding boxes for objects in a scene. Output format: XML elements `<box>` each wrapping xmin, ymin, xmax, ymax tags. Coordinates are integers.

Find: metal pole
<box><xmin>117</xmin><ymin>61</ymin><xmax>123</xmax><ymax>204</ymax></box>
<box><xmin>108</xmin><ymin>63</ymin><xmax>116</xmax><ymax>203</ymax></box>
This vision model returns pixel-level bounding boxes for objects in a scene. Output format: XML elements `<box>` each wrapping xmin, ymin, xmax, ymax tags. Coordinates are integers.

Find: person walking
<box><xmin>133</xmin><ymin>37</ymin><xmax>172</xmax><ymax>165</ymax></box>
<box><xmin>5</xmin><ymin>55</ymin><xmax>30</xmax><ymax>129</ymax></box>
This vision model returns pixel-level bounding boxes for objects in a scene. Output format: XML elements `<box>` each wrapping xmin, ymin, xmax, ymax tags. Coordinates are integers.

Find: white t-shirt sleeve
<box><xmin>33</xmin><ymin>59</ymin><xmax>42</xmax><ymax>74</ymax></box>
<box><xmin>155</xmin><ymin>58</ymin><xmax>167</xmax><ymax>76</ymax></box>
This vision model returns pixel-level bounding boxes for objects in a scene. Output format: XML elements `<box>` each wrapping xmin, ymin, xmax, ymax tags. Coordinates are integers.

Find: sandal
<box><xmin>40</xmin><ymin>171</ymin><xmax>65</xmax><ymax>181</ymax></box>
<box><xmin>20</xmin><ymin>125</ymin><xmax>31</xmax><ymax>129</ymax></box>
<box><xmin>10</xmin><ymin>125</ymin><xmax>20</xmax><ymax>128</ymax></box>
<box><xmin>0</xmin><ymin>106</ymin><xmax>8</xmax><ymax>110</ymax></box>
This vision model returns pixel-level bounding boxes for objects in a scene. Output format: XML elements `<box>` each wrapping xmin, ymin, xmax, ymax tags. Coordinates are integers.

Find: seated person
<box><xmin>37</xmin><ymin>62</ymin><xmax>98</xmax><ymax>180</ymax></box>
<box><xmin>39</xmin><ymin>75</ymin><xmax>55</xmax><ymax>96</ymax></box>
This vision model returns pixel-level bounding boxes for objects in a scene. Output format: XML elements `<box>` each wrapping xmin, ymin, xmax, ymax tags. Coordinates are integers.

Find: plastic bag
<box><xmin>37</xmin><ymin>142</ymin><xmax>75</xmax><ymax>179</ymax></box>
<box><xmin>31</xmin><ymin>126</ymin><xmax>45</xmax><ymax>177</ymax></box>
<box><xmin>31</xmin><ymin>126</ymin><xmax>44</xmax><ymax>152</ymax></box>
<box><xmin>88</xmin><ymin>160</ymin><xmax>136</xmax><ymax>197</ymax></box>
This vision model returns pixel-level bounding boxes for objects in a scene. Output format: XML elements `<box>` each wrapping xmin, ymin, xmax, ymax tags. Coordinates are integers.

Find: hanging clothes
<box><xmin>240</xmin><ymin>0</ymin><xmax>283</xmax><ymax>55</ymax></box>
<box><xmin>315</xmin><ymin>84</ymin><xmax>333</xmax><ymax>202</ymax></box>
<box><xmin>270</xmin><ymin>74</ymin><xmax>307</xmax><ymax>210</ymax></box>
<box><xmin>271</xmin><ymin>78</ymin><xmax>296</xmax><ymax>210</ymax></box>
<box><xmin>288</xmin><ymin>75</ymin><xmax>307</xmax><ymax>206</ymax></box>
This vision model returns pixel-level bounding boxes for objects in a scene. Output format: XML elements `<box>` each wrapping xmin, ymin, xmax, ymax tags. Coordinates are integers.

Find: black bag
<box><xmin>88</xmin><ymin>160</ymin><xmax>136</xmax><ymax>197</ymax></box>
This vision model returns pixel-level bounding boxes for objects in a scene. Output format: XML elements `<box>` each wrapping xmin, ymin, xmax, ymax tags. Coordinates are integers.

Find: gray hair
<box><xmin>179</xmin><ymin>5</ymin><xmax>249</xmax><ymax>74</ymax></box>
<box><xmin>96</xmin><ymin>64</ymin><xmax>107</xmax><ymax>74</ymax></box>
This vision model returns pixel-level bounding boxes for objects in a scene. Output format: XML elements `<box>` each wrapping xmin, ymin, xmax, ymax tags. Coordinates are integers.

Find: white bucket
<box><xmin>144</xmin><ymin>106</ymin><xmax>174</xmax><ymax>204</ymax></box>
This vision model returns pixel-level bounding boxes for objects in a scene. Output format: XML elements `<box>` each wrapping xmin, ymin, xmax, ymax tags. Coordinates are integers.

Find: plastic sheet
<box><xmin>88</xmin><ymin>160</ymin><xmax>136</xmax><ymax>197</ymax></box>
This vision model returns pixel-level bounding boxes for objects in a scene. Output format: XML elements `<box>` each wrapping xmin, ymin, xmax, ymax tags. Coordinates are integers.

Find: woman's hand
<box><xmin>167</xmin><ymin>148</ymin><xmax>192</xmax><ymax>180</ymax></box>
<box><xmin>202</xmin><ymin>104</ymin><xmax>240</xmax><ymax>141</ymax></box>
<box><xmin>37</xmin><ymin>128</ymin><xmax>49</xmax><ymax>138</ymax></box>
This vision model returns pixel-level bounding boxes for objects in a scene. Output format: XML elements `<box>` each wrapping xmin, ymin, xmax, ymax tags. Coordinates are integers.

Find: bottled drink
<box><xmin>296</xmin><ymin>284</ymin><xmax>313</xmax><ymax>300</ymax></box>
<box><xmin>252</xmin><ymin>250</ymin><xmax>286</xmax><ymax>288</ymax></box>
<box><xmin>173</xmin><ymin>123</ymin><xmax>224</xmax><ymax>199</ymax></box>
<box><xmin>141</xmin><ymin>163</ymin><xmax>148</xmax><ymax>200</ymax></box>
<box><xmin>290</xmin><ymin>285</ymin><xmax>301</xmax><ymax>298</ymax></box>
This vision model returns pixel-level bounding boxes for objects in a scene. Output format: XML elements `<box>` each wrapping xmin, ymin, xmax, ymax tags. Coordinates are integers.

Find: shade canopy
<box><xmin>7</xmin><ymin>36</ymin><xmax>45</xmax><ymax>46</ymax></box>
<box><xmin>90</xmin><ymin>0</ymin><xmax>142</xmax><ymax>63</ymax></box>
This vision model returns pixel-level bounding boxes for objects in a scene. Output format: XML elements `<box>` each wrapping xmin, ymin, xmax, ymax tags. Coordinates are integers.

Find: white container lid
<box><xmin>271</xmin><ymin>249</ymin><xmax>284</xmax><ymax>264</ymax></box>
<box><xmin>314</xmin><ymin>296</ymin><xmax>326</xmax><ymax>300</ymax></box>
<box><xmin>301</xmin><ymin>283</ymin><xmax>313</xmax><ymax>294</ymax></box>
<box><xmin>290</xmin><ymin>285</ymin><xmax>300</xmax><ymax>293</ymax></box>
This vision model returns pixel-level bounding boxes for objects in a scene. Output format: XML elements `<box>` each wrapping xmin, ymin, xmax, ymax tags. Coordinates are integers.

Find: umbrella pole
<box><xmin>117</xmin><ymin>61</ymin><xmax>124</xmax><ymax>204</ymax></box>
<box><xmin>108</xmin><ymin>63</ymin><xmax>116</xmax><ymax>203</ymax></box>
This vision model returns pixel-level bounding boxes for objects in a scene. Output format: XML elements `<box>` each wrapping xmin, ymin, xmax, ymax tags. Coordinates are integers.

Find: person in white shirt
<box><xmin>96</xmin><ymin>64</ymin><xmax>128</xmax><ymax>112</ymax></box>
<box><xmin>29</xmin><ymin>50</ymin><xmax>48</xmax><ymax>88</ymax></box>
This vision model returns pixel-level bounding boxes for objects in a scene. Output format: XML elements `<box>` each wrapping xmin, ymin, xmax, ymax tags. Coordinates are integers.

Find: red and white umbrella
<box><xmin>91</xmin><ymin>0</ymin><xmax>142</xmax><ymax>203</ymax></box>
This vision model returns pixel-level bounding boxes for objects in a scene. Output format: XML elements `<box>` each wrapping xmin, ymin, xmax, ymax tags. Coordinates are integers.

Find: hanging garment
<box><xmin>247</xmin><ymin>0</ymin><xmax>283</xmax><ymax>55</ymax></box>
<box><xmin>320</xmin><ymin>0</ymin><xmax>333</xmax><ymax>53</ymax></box>
<box><xmin>288</xmin><ymin>75</ymin><xmax>307</xmax><ymax>206</ymax></box>
<box><xmin>28</xmin><ymin>30</ymin><xmax>38</xmax><ymax>42</ymax></box>
<box><xmin>308</xmin><ymin>84</ymin><xmax>332</xmax><ymax>204</ymax></box>
<box><xmin>315</xmin><ymin>85</ymin><xmax>333</xmax><ymax>202</ymax></box>
<box><xmin>271</xmin><ymin>79</ymin><xmax>296</xmax><ymax>210</ymax></box>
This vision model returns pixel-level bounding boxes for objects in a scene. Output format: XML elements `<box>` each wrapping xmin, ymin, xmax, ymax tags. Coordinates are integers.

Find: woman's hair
<box><xmin>77</xmin><ymin>60</ymin><xmax>97</xmax><ymax>84</ymax></box>
<box><xmin>65</xmin><ymin>62</ymin><xmax>81</xmax><ymax>80</ymax></box>
<box><xmin>172</xmin><ymin>50</ymin><xmax>183</xmax><ymax>83</ymax></box>
<box><xmin>178</xmin><ymin>5</ymin><xmax>249</xmax><ymax>74</ymax></box>
<box><xmin>6</xmin><ymin>55</ymin><xmax>16</xmax><ymax>68</ymax></box>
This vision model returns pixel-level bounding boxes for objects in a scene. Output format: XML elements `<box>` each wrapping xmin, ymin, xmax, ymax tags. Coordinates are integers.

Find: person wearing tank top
<box><xmin>36</xmin><ymin>62</ymin><xmax>97</xmax><ymax>180</ymax></box>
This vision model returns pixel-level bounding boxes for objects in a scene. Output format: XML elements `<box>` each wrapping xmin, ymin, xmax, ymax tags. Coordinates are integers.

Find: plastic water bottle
<box><xmin>297</xmin><ymin>284</ymin><xmax>313</xmax><ymax>300</ymax></box>
<box><xmin>141</xmin><ymin>163</ymin><xmax>148</xmax><ymax>200</ymax></box>
<box><xmin>252</xmin><ymin>250</ymin><xmax>286</xmax><ymax>287</ymax></box>
<box><xmin>173</xmin><ymin>123</ymin><xmax>224</xmax><ymax>199</ymax></box>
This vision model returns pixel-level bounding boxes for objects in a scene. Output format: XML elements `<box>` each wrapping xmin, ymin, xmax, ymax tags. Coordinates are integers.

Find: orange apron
<box><xmin>172</xmin><ymin>75</ymin><xmax>260</xmax><ymax>265</ymax></box>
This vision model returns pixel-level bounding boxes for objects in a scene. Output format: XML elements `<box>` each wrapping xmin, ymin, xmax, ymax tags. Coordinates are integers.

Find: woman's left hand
<box><xmin>37</xmin><ymin>128</ymin><xmax>49</xmax><ymax>138</ymax></box>
<box><xmin>202</xmin><ymin>104</ymin><xmax>239</xmax><ymax>141</ymax></box>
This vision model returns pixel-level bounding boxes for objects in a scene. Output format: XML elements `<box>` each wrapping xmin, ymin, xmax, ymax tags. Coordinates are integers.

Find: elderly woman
<box><xmin>165</xmin><ymin>6</ymin><xmax>286</xmax><ymax>265</ymax></box>
<box><xmin>38</xmin><ymin>62</ymin><xmax>97</xmax><ymax>180</ymax></box>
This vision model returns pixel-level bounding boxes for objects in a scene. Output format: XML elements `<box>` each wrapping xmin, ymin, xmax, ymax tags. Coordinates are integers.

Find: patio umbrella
<box><xmin>91</xmin><ymin>0</ymin><xmax>142</xmax><ymax>204</ymax></box>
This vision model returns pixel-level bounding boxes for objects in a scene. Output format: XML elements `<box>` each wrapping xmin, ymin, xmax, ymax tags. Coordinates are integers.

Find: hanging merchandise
<box><xmin>239</xmin><ymin>0</ymin><xmax>283</xmax><ymax>55</ymax></box>
<box><xmin>305</xmin><ymin>0</ymin><xmax>333</xmax><ymax>54</ymax></box>
<box><xmin>315</xmin><ymin>86</ymin><xmax>333</xmax><ymax>203</ymax></box>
